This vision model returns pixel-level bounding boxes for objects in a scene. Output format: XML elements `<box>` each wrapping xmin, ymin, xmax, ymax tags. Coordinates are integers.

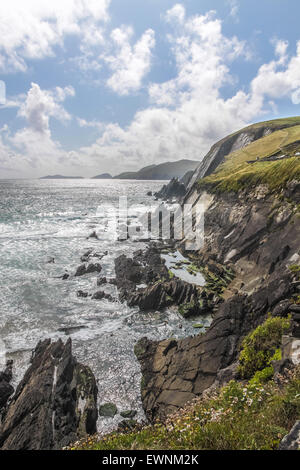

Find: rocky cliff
<box><xmin>135</xmin><ymin>117</ymin><xmax>300</xmax><ymax>422</ymax></box>
<box><xmin>0</xmin><ymin>339</ymin><xmax>98</xmax><ymax>450</ymax></box>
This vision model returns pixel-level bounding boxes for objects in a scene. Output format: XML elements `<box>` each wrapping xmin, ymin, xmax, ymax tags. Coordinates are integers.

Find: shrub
<box><xmin>238</xmin><ymin>316</ymin><xmax>291</xmax><ymax>380</ymax></box>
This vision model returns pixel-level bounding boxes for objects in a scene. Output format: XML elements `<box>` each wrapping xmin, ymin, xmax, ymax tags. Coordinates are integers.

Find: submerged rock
<box><xmin>91</xmin><ymin>291</ymin><xmax>113</xmax><ymax>301</ymax></box>
<box><xmin>77</xmin><ymin>290</ymin><xmax>89</xmax><ymax>298</ymax></box>
<box><xmin>99</xmin><ymin>403</ymin><xmax>118</xmax><ymax>418</ymax></box>
<box><xmin>0</xmin><ymin>339</ymin><xmax>98</xmax><ymax>450</ymax></box>
<box><xmin>120</xmin><ymin>410</ymin><xmax>137</xmax><ymax>419</ymax></box>
<box><xmin>87</xmin><ymin>231</ymin><xmax>98</xmax><ymax>240</ymax></box>
<box><xmin>75</xmin><ymin>263</ymin><xmax>102</xmax><ymax>277</ymax></box>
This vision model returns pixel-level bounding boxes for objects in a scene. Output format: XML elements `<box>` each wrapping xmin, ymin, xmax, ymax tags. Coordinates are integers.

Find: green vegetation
<box><xmin>168</xmin><ymin>270</ymin><xmax>175</xmax><ymax>279</ymax></box>
<box><xmin>71</xmin><ymin>366</ymin><xmax>300</xmax><ymax>450</ymax></box>
<box><xmin>198</xmin><ymin>124</ymin><xmax>300</xmax><ymax>194</ymax></box>
<box><xmin>289</xmin><ymin>264</ymin><xmax>300</xmax><ymax>274</ymax></box>
<box><xmin>238</xmin><ymin>316</ymin><xmax>291</xmax><ymax>380</ymax></box>
<box><xmin>178</xmin><ymin>301</ymin><xmax>197</xmax><ymax>318</ymax></box>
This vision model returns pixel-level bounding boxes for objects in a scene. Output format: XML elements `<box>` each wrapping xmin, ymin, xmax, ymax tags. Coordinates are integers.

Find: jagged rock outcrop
<box><xmin>114</xmin><ymin>246</ymin><xmax>217</xmax><ymax>315</ymax></box>
<box><xmin>0</xmin><ymin>339</ymin><xmax>98</xmax><ymax>450</ymax></box>
<box><xmin>136</xmin><ymin>269</ymin><xmax>297</xmax><ymax>421</ymax></box>
<box><xmin>0</xmin><ymin>361</ymin><xmax>14</xmax><ymax>411</ymax></box>
<box><xmin>136</xmin><ymin>175</ymin><xmax>300</xmax><ymax>421</ymax></box>
<box><xmin>155</xmin><ymin>178</ymin><xmax>187</xmax><ymax>201</ymax></box>
<box><xmin>155</xmin><ymin>171</ymin><xmax>194</xmax><ymax>201</ymax></box>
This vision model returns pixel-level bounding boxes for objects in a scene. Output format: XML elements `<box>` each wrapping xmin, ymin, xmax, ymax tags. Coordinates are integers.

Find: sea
<box><xmin>0</xmin><ymin>179</ymin><xmax>209</xmax><ymax>433</ymax></box>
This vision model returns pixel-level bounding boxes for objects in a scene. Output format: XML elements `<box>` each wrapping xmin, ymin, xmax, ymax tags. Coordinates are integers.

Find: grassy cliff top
<box><xmin>71</xmin><ymin>365</ymin><xmax>300</xmax><ymax>451</ymax></box>
<box><xmin>198</xmin><ymin>121</ymin><xmax>300</xmax><ymax>193</ymax></box>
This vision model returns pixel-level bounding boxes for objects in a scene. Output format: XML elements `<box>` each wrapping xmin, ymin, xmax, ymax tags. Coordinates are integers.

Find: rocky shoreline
<box><xmin>1</xmin><ymin>117</ymin><xmax>300</xmax><ymax>450</ymax></box>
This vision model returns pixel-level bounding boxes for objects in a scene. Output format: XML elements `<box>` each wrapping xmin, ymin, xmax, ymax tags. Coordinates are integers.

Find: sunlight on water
<box><xmin>0</xmin><ymin>179</ymin><xmax>208</xmax><ymax>433</ymax></box>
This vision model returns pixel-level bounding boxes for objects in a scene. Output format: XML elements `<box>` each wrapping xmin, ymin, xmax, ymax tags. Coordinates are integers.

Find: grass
<box><xmin>238</xmin><ymin>316</ymin><xmax>291</xmax><ymax>379</ymax></box>
<box><xmin>198</xmin><ymin>124</ymin><xmax>300</xmax><ymax>193</ymax></box>
<box><xmin>70</xmin><ymin>366</ymin><xmax>300</xmax><ymax>450</ymax></box>
<box><xmin>69</xmin><ymin>314</ymin><xmax>299</xmax><ymax>451</ymax></box>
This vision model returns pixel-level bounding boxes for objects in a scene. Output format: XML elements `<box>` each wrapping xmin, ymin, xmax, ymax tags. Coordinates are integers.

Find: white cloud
<box><xmin>105</xmin><ymin>26</ymin><xmax>155</xmax><ymax>95</ymax></box>
<box><xmin>0</xmin><ymin>82</ymin><xmax>76</xmax><ymax>177</ymax></box>
<box><xmin>251</xmin><ymin>39</ymin><xmax>300</xmax><ymax>103</ymax></box>
<box><xmin>2</xmin><ymin>4</ymin><xmax>300</xmax><ymax>179</ymax></box>
<box><xmin>17</xmin><ymin>83</ymin><xmax>74</xmax><ymax>134</ymax></box>
<box><xmin>227</xmin><ymin>0</ymin><xmax>240</xmax><ymax>21</ymax></box>
<box><xmin>0</xmin><ymin>0</ymin><xmax>111</xmax><ymax>73</ymax></box>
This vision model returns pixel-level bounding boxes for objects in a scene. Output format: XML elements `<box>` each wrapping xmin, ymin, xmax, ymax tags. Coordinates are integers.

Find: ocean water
<box><xmin>0</xmin><ymin>179</ymin><xmax>210</xmax><ymax>433</ymax></box>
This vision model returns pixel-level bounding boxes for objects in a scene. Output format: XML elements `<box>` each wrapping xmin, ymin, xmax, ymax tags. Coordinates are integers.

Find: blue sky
<box><xmin>0</xmin><ymin>0</ymin><xmax>300</xmax><ymax>178</ymax></box>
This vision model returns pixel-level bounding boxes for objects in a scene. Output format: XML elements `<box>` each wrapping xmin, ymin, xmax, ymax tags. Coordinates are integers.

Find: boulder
<box><xmin>97</xmin><ymin>277</ymin><xmax>107</xmax><ymax>286</ymax></box>
<box><xmin>99</xmin><ymin>403</ymin><xmax>118</xmax><ymax>418</ymax></box>
<box><xmin>0</xmin><ymin>339</ymin><xmax>98</xmax><ymax>450</ymax></box>
<box><xmin>77</xmin><ymin>290</ymin><xmax>89</xmax><ymax>298</ymax></box>
<box><xmin>75</xmin><ymin>263</ymin><xmax>102</xmax><ymax>277</ymax></box>
<box><xmin>279</xmin><ymin>421</ymin><xmax>300</xmax><ymax>450</ymax></box>
<box><xmin>87</xmin><ymin>231</ymin><xmax>98</xmax><ymax>240</ymax></box>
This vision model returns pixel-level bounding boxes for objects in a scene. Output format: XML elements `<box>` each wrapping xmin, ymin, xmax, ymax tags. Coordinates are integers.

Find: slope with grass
<box><xmin>197</xmin><ymin>124</ymin><xmax>300</xmax><ymax>193</ymax></box>
<box><xmin>186</xmin><ymin>116</ymin><xmax>300</xmax><ymax>193</ymax></box>
<box><xmin>133</xmin><ymin>117</ymin><xmax>300</xmax><ymax>429</ymax></box>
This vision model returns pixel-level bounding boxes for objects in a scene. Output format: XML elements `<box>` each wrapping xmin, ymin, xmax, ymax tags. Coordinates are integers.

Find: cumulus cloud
<box><xmin>104</xmin><ymin>26</ymin><xmax>156</xmax><ymax>95</ymax></box>
<box><xmin>2</xmin><ymin>4</ymin><xmax>300</xmax><ymax>179</ymax></box>
<box><xmin>0</xmin><ymin>0</ymin><xmax>111</xmax><ymax>72</ymax></box>
<box><xmin>17</xmin><ymin>83</ymin><xmax>75</xmax><ymax>134</ymax></box>
<box><xmin>251</xmin><ymin>39</ymin><xmax>300</xmax><ymax>104</ymax></box>
<box><xmin>0</xmin><ymin>82</ymin><xmax>76</xmax><ymax>177</ymax></box>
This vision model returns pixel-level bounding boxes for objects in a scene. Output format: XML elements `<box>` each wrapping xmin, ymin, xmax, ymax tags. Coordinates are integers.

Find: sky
<box><xmin>1</xmin><ymin>0</ymin><xmax>300</xmax><ymax>178</ymax></box>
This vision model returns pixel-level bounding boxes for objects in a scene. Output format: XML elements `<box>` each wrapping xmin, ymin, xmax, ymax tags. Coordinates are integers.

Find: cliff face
<box><xmin>136</xmin><ymin>118</ymin><xmax>300</xmax><ymax>422</ymax></box>
<box><xmin>185</xmin><ymin>117</ymin><xmax>300</xmax><ymax>195</ymax></box>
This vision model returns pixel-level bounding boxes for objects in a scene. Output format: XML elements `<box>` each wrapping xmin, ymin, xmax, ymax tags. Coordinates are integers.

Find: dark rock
<box><xmin>147</xmin><ymin>191</ymin><xmax>152</xmax><ymax>196</ymax></box>
<box><xmin>75</xmin><ymin>263</ymin><xmax>102</xmax><ymax>277</ymax></box>
<box><xmin>77</xmin><ymin>290</ymin><xmax>88</xmax><ymax>298</ymax></box>
<box><xmin>46</xmin><ymin>257</ymin><xmax>55</xmax><ymax>264</ymax></box>
<box><xmin>85</xmin><ymin>263</ymin><xmax>102</xmax><ymax>275</ymax></box>
<box><xmin>81</xmin><ymin>250</ymin><xmax>108</xmax><ymax>263</ymax></box>
<box><xmin>99</xmin><ymin>403</ymin><xmax>118</xmax><ymax>418</ymax></box>
<box><xmin>80</xmin><ymin>249</ymin><xmax>93</xmax><ymax>263</ymax></box>
<box><xmin>91</xmin><ymin>291</ymin><xmax>113</xmax><ymax>301</ymax></box>
<box><xmin>155</xmin><ymin>178</ymin><xmax>186</xmax><ymax>201</ymax></box>
<box><xmin>58</xmin><ymin>326</ymin><xmax>88</xmax><ymax>335</ymax></box>
<box><xmin>62</xmin><ymin>273</ymin><xmax>70</xmax><ymax>280</ymax></box>
<box><xmin>114</xmin><ymin>247</ymin><xmax>211</xmax><ymax>314</ymax></box>
<box><xmin>290</xmin><ymin>305</ymin><xmax>300</xmax><ymax>313</ymax></box>
<box><xmin>0</xmin><ymin>339</ymin><xmax>98</xmax><ymax>450</ymax></box>
<box><xmin>120</xmin><ymin>410</ymin><xmax>137</xmax><ymax>419</ymax></box>
<box><xmin>0</xmin><ymin>361</ymin><xmax>14</xmax><ymax>410</ymax></box>
<box><xmin>117</xmin><ymin>419</ymin><xmax>138</xmax><ymax>432</ymax></box>
<box><xmin>272</xmin><ymin>300</ymin><xmax>292</xmax><ymax>317</ymax></box>
<box><xmin>75</xmin><ymin>264</ymin><xmax>87</xmax><ymax>277</ymax></box>
<box><xmin>97</xmin><ymin>277</ymin><xmax>107</xmax><ymax>286</ymax></box>
<box><xmin>279</xmin><ymin>421</ymin><xmax>300</xmax><ymax>450</ymax></box>
<box><xmin>136</xmin><ymin>271</ymin><xmax>296</xmax><ymax>422</ymax></box>
<box><xmin>87</xmin><ymin>231</ymin><xmax>98</xmax><ymax>240</ymax></box>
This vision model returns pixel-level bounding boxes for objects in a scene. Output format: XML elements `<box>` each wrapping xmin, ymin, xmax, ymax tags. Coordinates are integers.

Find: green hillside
<box><xmin>198</xmin><ymin>120</ymin><xmax>300</xmax><ymax>193</ymax></box>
